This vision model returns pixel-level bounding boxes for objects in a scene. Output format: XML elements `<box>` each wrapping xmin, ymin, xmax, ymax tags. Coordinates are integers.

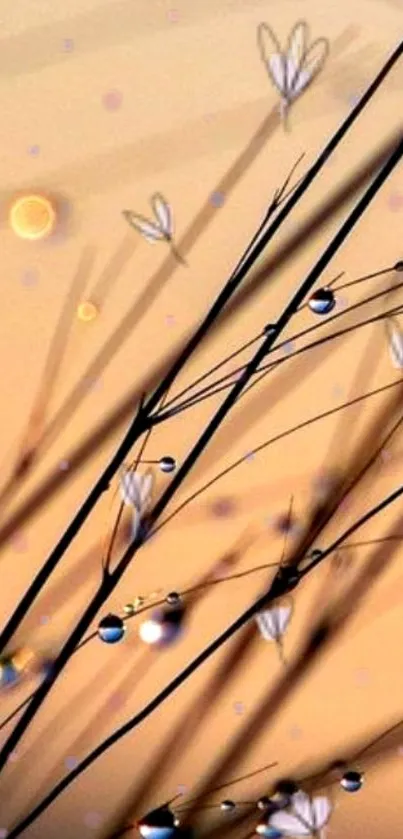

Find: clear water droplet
<box><xmin>166</xmin><ymin>592</ymin><xmax>181</xmax><ymax>605</ymax></box>
<box><xmin>257</xmin><ymin>797</ymin><xmax>271</xmax><ymax>811</ymax></box>
<box><xmin>159</xmin><ymin>455</ymin><xmax>176</xmax><ymax>474</ymax></box>
<box><xmin>340</xmin><ymin>770</ymin><xmax>364</xmax><ymax>792</ymax></box>
<box><xmin>256</xmin><ymin>822</ymin><xmax>283</xmax><ymax>838</ymax></box>
<box><xmin>220</xmin><ymin>800</ymin><xmax>236</xmax><ymax>812</ymax></box>
<box><xmin>308</xmin><ymin>288</ymin><xmax>336</xmax><ymax>315</ymax></box>
<box><xmin>98</xmin><ymin>614</ymin><xmax>126</xmax><ymax>644</ymax></box>
<box><xmin>138</xmin><ymin>807</ymin><xmax>176</xmax><ymax>839</ymax></box>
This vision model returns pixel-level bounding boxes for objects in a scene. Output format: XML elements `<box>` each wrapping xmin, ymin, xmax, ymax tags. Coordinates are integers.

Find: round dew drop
<box><xmin>308</xmin><ymin>288</ymin><xmax>335</xmax><ymax>315</ymax></box>
<box><xmin>340</xmin><ymin>770</ymin><xmax>364</xmax><ymax>792</ymax></box>
<box><xmin>98</xmin><ymin>614</ymin><xmax>126</xmax><ymax>644</ymax></box>
<box><xmin>159</xmin><ymin>456</ymin><xmax>177</xmax><ymax>474</ymax></box>
<box><xmin>220</xmin><ymin>800</ymin><xmax>236</xmax><ymax>812</ymax></box>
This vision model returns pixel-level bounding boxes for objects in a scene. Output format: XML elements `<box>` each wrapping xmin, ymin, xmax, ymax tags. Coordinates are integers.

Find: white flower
<box><xmin>385</xmin><ymin>317</ymin><xmax>403</xmax><ymax>369</ymax></box>
<box><xmin>255</xmin><ymin>605</ymin><xmax>292</xmax><ymax>641</ymax></box>
<box><xmin>120</xmin><ymin>468</ymin><xmax>153</xmax><ymax>509</ymax></box>
<box><xmin>269</xmin><ymin>792</ymin><xmax>332</xmax><ymax>837</ymax></box>
<box><xmin>119</xmin><ymin>468</ymin><xmax>154</xmax><ymax>539</ymax></box>
<box><xmin>122</xmin><ymin>193</ymin><xmax>174</xmax><ymax>244</ymax></box>
<box><xmin>257</xmin><ymin>21</ymin><xmax>329</xmax><ymax>123</ymax></box>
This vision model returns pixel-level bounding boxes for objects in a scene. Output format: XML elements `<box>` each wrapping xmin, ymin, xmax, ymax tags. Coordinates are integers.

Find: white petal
<box><xmin>257</xmin><ymin>22</ymin><xmax>283</xmax><ymax>64</ymax></box>
<box><xmin>268</xmin><ymin>54</ymin><xmax>288</xmax><ymax>97</ymax></box>
<box><xmin>291</xmin><ymin>792</ymin><xmax>314</xmax><ymax>826</ymax></box>
<box><xmin>285</xmin><ymin>56</ymin><xmax>300</xmax><ymax>94</ymax></box>
<box><xmin>290</xmin><ymin>38</ymin><xmax>328</xmax><ymax>98</ymax></box>
<box><xmin>132</xmin><ymin>508</ymin><xmax>141</xmax><ymax>540</ymax></box>
<box><xmin>276</xmin><ymin>605</ymin><xmax>292</xmax><ymax>634</ymax></box>
<box><xmin>311</xmin><ymin>796</ymin><xmax>332</xmax><ymax>830</ymax></box>
<box><xmin>256</xmin><ymin>606</ymin><xmax>291</xmax><ymax>641</ymax></box>
<box><xmin>119</xmin><ymin>469</ymin><xmax>154</xmax><ymax>512</ymax></box>
<box><xmin>120</xmin><ymin>471</ymin><xmax>142</xmax><ymax>508</ymax></box>
<box><xmin>139</xmin><ymin>472</ymin><xmax>154</xmax><ymax>506</ymax></box>
<box><xmin>269</xmin><ymin>810</ymin><xmax>311</xmax><ymax>836</ymax></box>
<box><xmin>386</xmin><ymin>319</ymin><xmax>403</xmax><ymax>369</ymax></box>
<box><xmin>255</xmin><ymin>610</ymin><xmax>278</xmax><ymax>641</ymax></box>
<box><xmin>151</xmin><ymin>193</ymin><xmax>173</xmax><ymax>238</ymax></box>
<box><xmin>123</xmin><ymin>210</ymin><xmax>165</xmax><ymax>242</ymax></box>
<box><xmin>286</xmin><ymin>21</ymin><xmax>308</xmax><ymax>91</ymax></box>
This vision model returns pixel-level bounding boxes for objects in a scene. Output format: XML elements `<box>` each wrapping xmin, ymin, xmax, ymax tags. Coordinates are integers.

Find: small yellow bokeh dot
<box><xmin>77</xmin><ymin>301</ymin><xmax>99</xmax><ymax>322</ymax></box>
<box><xmin>9</xmin><ymin>194</ymin><xmax>56</xmax><ymax>240</ymax></box>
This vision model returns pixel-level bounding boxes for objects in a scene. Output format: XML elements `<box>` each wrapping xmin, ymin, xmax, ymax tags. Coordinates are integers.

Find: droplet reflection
<box><xmin>308</xmin><ymin>288</ymin><xmax>335</xmax><ymax>315</ymax></box>
<box><xmin>98</xmin><ymin>614</ymin><xmax>126</xmax><ymax>644</ymax></box>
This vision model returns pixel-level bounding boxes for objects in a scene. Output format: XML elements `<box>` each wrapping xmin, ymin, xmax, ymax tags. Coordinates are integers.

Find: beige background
<box><xmin>0</xmin><ymin>1</ymin><xmax>402</xmax><ymax>838</ymax></box>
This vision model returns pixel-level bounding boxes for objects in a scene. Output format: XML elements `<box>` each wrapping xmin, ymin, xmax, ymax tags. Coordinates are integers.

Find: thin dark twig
<box><xmin>157</xmin><ymin>278</ymin><xmax>403</xmax><ymax>420</ymax></box>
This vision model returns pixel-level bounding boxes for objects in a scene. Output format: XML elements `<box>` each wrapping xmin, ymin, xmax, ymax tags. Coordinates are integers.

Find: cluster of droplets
<box><xmin>134</xmin><ymin>772</ymin><xmax>364</xmax><ymax>839</ymax></box>
<box><xmin>98</xmin><ymin>593</ymin><xmax>184</xmax><ymax>648</ymax></box>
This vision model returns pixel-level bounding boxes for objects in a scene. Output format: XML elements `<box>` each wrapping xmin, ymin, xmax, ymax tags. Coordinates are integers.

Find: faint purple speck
<box><xmin>102</xmin><ymin>90</ymin><xmax>123</xmax><ymax>111</ymax></box>
<box><xmin>282</xmin><ymin>341</ymin><xmax>294</xmax><ymax>355</ymax></box>
<box><xmin>28</xmin><ymin>145</ymin><xmax>40</xmax><ymax>156</ymax></box>
<box><xmin>312</xmin><ymin>471</ymin><xmax>338</xmax><ymax>501</ymax></box>
<box><xmin>8</xmin><ymin>751</ymin><xmax>19</xmax><ymax>763</ymax></box>
<box><xmin>289</xmin><ymin>725</ymin><xmax>303</xmax><ymax>740</ymax></box>
<box><xmin>167</xmin><ymin>8</ymin><xmax>179</xmax><ymax>21</ymax></box>
<box><xmin>398</xmin><ymin>745</ymin><xmax>403</xmax><ymax>756</ymax></box>
<box><xmin>335</xmin><ymin>295</ymin><xmax>347</xmax><ymax>310</ymax></box>
<box><xmin>12</xmin><ymin>533</ymin><xmax>28</xmax><ymax>553</ymax></box>
<box><xmin>87</xmin><ymin>376</ymin><xmax>102</xmax><ymax>391</ymax></box>
<box><xmin>165</xmin><ymin>314</ymin><xmax>176</xmax><ymax>326</ymax></box>
<box><xmin>381</xmin><ymin>449</ymin><xmax>392</xmax><ymax>463</ymax></box>
<box><xmin>65</xmin><ymin>756</ymin><xmax>79</xmax><ymax>770</ymax></box>
<box><xmin>21</xmin><ymin>269</ymin><xmax>39</xmax><ymax>287</ymax></box>
<box><xmin>274</xmin><ymin>511</ymin><xmax>297</xmax><ymax>535</ymax></box>
<box><xmin>338</xmin><ymin>497</ymin><xmax>351</xmax><ymax>514</ymax></box>
<box><xmin>245</xmin><ymin>451</ymin><xmax>255</xmax><ymax>462</ymax></box>
<box><xmin>388</xmin><ymin>193</ymin><xmax>403</xmax><ymax>212</ymax></box>
<box><xmin>39</xmin><ymin>615</ymin><xmax>50</xmax><ymax>625</ymax></box>
<box><xmin>354</xmin><ymin>668</ymin><xmax>370</xmax><ymax>687</ymax></box>
<box><xmin>108</xmin><ymin>692</ymin><xmax>126</xmax><ymax>712</ymax></box>
<box><xmin>177</xmin><ymin>784</ymin><xmax>187</xmax><ymax>795</ymax></box>
<box><xmin>84</xmin><ymin>812</ymin><xmax>103</xmax><ymax>830</ymax></box>
<box><xmin>210</xmin><ymin>191</ymin><xmax>225</xmax><ymax>208</ymax></box>
<box><xmin>348</xmin><ymin>93</ymin><xmax>361</xmax><ymax>108</ymax></box>
<box><xmin>59</xmin><ymin>459</ymin><xmax>70</xmax><ymax>471</ymax></box>
<box><xmin>63</xmin><ymin>38</ymin><xmax>74</xmax><ymax>52</ymax></box>
<box><xmin>0</xmin><ymin>828</ymin><xmax>8</xmax><ymax>838</ymax></box>
<box><xmin>233</xmin><ymin>701</ymin><xmax>245</xmax><ymax>715</ymax></box>
<box><xmin>211</xmin><ymin>497</ymin><xmax>237</xmax><ymax>518</ymax></box>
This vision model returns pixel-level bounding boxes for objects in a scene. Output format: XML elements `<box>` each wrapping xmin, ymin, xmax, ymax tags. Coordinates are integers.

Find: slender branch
<box><xmin>155</xmin><ymin>283</ymin><xmax>403</xmax><ymax>422</ymax></box>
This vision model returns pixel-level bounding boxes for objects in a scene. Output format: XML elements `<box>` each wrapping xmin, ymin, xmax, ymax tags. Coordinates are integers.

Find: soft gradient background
<box><xmin>0</xmin><ymin>1</ymin><xmax>402</xmax><ymax>838</ymax></box>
